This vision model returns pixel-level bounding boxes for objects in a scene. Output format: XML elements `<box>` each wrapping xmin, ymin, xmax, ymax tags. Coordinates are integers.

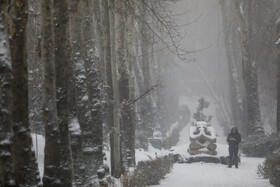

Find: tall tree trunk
<box><xmin>139</xmin><ymin>0</ymin><xmax>153</xmax><ymax>149</ymax></box>
<box><xmin>102</xmin><ymin>0</ymin><xmax>117</xmax><ymax>176</ymax></box>
<box><xmin>81</xmin><ymin>0</ymin><xmax>103</xmax><ymax>181</ymax></box>
<box><xmin>93</xmin><ymin>0</ymin><xmax>105</xmax><ymax>76</ymax></box>
<box><xmin>235</xmin><ymin>0</ymin><xmax>264</xmax><ymax>135</ymax></box>
<box><xmin>125</xmin><ymin>6</ymin><xmax>136</xmax><ymax>166</ymax></box>
<box><xmin>67</xmin><ymin>65</ymin><xmax>81</xmax><ymax>185</ymax></box>
<box><xmin>132</xmin><ymin>11</ymin><xmax>145</xmax><ymax>148</ymax></box>
<box><xmin>115</xmin><ymin>0</ymin><xmax>129</xmax><ymax>170</ymax></box>
<box><xmin>108</xmin><ymin>0</ymin><xmax>122</xmax><ymax>178</ymax></box>
<box><xmin>276</xmin><ymin>18</ymin><xmax>280</xmax><ymax>134</ymax></box>
<box><xmin>69</xmin><ymin>0</ymin><xmax>88</xmax><ymax>185</ymax></box>
<box><xmin>67</xmin><ymin>2</ymin><xmax>81</xmax><ymax>183</ymax></box>
<box><xmin>277</xmin><ymin>49</ymin><xmax>280</xmax><ymax>133</ymax></box>
<box><xmin>5</xmin><ymin>0</ymin><xmax>40</xmax><ymax>185</ymax></box>
<box><xmin>53</xmin><ymin>0</ymin><xmax>74</xmax><ymax>185</ymax></box>
<box><xmin>70</xmin><ymin>0</ymin><xmax>100</xmax><ymax>185</ymax></box>
<box><xmin>220</xmin><ymin>0</ymin><xmax>247</xmax><ymax>134</ymax></box>
<box><xmin>40</xmin><ymin>0</ymin><xmax>62</xmax><ymax>185</ymax></box>
<box><xmin>0</xmin><ymin>8</ymin><xmax>15</xmax><ymax>186</ymax></box>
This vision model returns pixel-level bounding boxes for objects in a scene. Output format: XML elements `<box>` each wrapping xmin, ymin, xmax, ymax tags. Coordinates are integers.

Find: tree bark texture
<box><xmin>40</xmin><ymin>0</ymin><xmax>61</xmax><ymax>185</ymax></box>
<box><xmin>0</xmin><ymin>8</ymin><xmax>15</xmax><ymax>186</ymax></box>
<box><xmin>124</xmin><ymin>6</ymin><xmax>136</xmax><ymax>166</ymax></box>
<box><xmin>53</xmin><ymin>0</ymin><xmax>74</xmax><ymax>185</ymax></box>
<box><xmin>108</xmin><ymin>0</ymin><xmax>122</xmax><ymax>178</ymax></box>
<box><xmin>235</xmin><ymin>0</ymin><xmax>264</xmax><ymax>135</ymax></box>
<box><xmin>219</xmin><ymin>0</ymin><xmax>247</xmax><ymax>134</ymax></box>
<box><xmin>6</xmin><ymin>0</ymin><xmax>40</xmax><ymax>185</ymax></box>
<box><xmin>81</xmin><ymin>0</ymin><xmax>103</xmax><ymax>181</ymax></box>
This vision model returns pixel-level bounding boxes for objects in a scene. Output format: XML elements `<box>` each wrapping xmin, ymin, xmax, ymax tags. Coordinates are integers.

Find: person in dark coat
<box><xmin>227</xmin><ymin>127</ymin><xmax>241</xmax><ymax>168</ymax></box>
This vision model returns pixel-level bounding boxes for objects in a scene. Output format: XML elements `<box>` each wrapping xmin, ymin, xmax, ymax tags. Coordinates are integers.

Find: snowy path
<box><xmin>153</xmin><ymin>96</ymin><xmax>272</xmax><ymax>187</ymax></box>
<box><xmin>154</xmin><ymin>157</ymin><xmax>271</xmax><ymax>187</ymax></box>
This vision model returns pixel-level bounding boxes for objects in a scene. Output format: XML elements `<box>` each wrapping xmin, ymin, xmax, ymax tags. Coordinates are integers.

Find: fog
<box><xmin>156</xmin><ymin>0</ymin><xmax>232</xmax><ymax>136</ymax></box>
<box><xmin>176</xmin><ymin>0</ymin><xmax>229</xmax><ymax>93</ymax></box>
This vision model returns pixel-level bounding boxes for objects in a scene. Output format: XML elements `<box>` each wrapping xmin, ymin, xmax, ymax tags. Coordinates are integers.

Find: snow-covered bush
<box><xmin>163</xmin><ymin>108</ymin><xmax>190</xmax><ymax>149</ymax></box>
<box><xmin>241</xmin><ymin>133</ymin><xmax>280</xmax><ymax>157</ymax></box>
<box><xmin>122</xmin><ymin>156</ymin><xmax>173</xmax><ymax>186</ymax></box>
<box><xmin>257</xmin><ymin>148</ymin><xmax>280</xmax><ymax>186</ymax></box>
<box><xmin>240</xmin><ymin>134</ymin><xmax>273</xmax><ymax>157</ymax></box>
<box><xmin>269</xmin><ymin>133</ymin><xmax>280</xmax><ymax>150</ymax></box>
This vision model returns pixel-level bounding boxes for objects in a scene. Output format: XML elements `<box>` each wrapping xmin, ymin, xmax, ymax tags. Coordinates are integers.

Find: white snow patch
<box><xmin>82</xmin><ymin>94</ymin><xmax>89</xmax><ymax>101</ymax></box>
<box><xmin>0</xmin><ymin>138</ymin><xmax>11</xmax><ymax>145</ymax></box>
<box><xmin>276</xmin><ymin>16</ymin><xmax>280</xmax><ymax>26</ymax></box>
<box><xmin>0</xmin><ymin>151</ymin><xmax>11</xmax><ymax>157</ymax></box>
<box><xmin>0</xmin><ymin>21</ymin><xmax>12</xmax><ymax>69</ymax></box>
<box><xmin>31</xmin><ymin>134</ymin><xmax>45</xmax><ymax>178</ymax></box>
<box><xmin>69</xmin><ymin>117</ymin><xmax>81</xmax><ymax>135</ymax></box>
<box><xmin>240</xmin><ymin>1</ymin><xmax>244</xmax><ymax>18</ymax></box>
<box><xmin>276</xmin><ymin>38</ymin><xmax>280</xmax><ymax>46</ymax></box>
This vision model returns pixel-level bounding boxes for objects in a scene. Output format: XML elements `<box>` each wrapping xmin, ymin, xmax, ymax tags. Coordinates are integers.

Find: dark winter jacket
<box><xmin>227</xmin><ymin>127</ymin><xmax>241</xmax><ymax>149</ymax></box>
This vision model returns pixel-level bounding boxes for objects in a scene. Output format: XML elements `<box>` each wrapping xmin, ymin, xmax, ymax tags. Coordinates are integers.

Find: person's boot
<box><xmin>235</xmin><ymin>165</ymin><xmax>238</xmax><ymax>168</ymax></box>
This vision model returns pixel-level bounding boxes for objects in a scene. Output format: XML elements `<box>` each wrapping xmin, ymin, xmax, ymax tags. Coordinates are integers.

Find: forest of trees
<box><xmin>219</xmin><ymin>0</ymin><xmax>280</xmax><ymax>137</ymax></box>
<box><xmin>219</xmin><ymin>1</ymin><xmax>280</xmax><ymax>175</ymax></box>
<box><xmin>0</xmin><ymin>0</ymin><xmax>182</xmax><ymax>186</ymax></box>
<box><xmin>1</xmin><ymin>0</ymin><xmax>280</xmax><ymax>186</ymax></box>
<box><xmin>219</xmin><ymin>0</ymin><xmax>279</xmax><ymax>135</ymax></box>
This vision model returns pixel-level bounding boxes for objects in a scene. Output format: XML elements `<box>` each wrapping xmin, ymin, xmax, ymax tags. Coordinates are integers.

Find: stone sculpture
<box><xmin>188</xmin><ymin>121</ymin><xmax>217</xmax><ymax>155</ymax></box>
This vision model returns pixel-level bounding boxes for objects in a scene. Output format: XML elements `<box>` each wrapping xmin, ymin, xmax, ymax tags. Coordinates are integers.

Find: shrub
<box><xmin>240</xmin><ymin>134</ymin><xmax>273</xmax><ymax>157</ymax></box>
<box><xmin>241</xmin><ymin>133</ymin><xmax>280</xmax><ymax>157</ymax></box>
<box><xmin>122</xmin><ymin>156</ymin><xmax>173</xmax><ymax>187</ymax></box>
<box><xmin>163</xmin><ymin>127</ymin><xmax>181</xmax><ymax>149</ymax></box>
<box><xmin>269</xmin><ymin>133</ymin><xmax>280</xmax><ymax>150</ymax></box>
<box><xmin>257</xmin><ymin>148</ymin><xmax>280</xmax><ymax>186</ymax></box>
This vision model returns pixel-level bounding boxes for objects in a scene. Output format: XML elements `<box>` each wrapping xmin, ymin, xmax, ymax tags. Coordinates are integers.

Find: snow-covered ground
<box><xmin>154</xmin><ymin>157</ymin><xmax>271</xmax><ymax>187</ymax></box>
<box><xmin>31</xmin><ymin>95</ymin><xmax>272</xmax><ymax>186</ymax></box>
<box><xmin>136</xmin><ymin>133</ymin><xmax>271</xmax><ymax>187</ymax></box>
<box><xmin>150</xmin><ymin>95</ymin><xmax>271</xmax><ymax>186</ymax></box>
<box><xmin>32</xmin><ymin>133</ymin><xmax>272</xmax><ymax>187</ymax></box>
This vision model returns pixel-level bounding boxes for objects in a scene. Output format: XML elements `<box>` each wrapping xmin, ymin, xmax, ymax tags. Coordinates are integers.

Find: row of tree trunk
<box><xmin>220</xmin><ymin>0</ymin><xmax>280</xmax><ymax>135</ymax></box>
<box><xmin>1</xmin><ymin>0</ymin><xmax>178</xmax><ymax>185</ymax></box>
